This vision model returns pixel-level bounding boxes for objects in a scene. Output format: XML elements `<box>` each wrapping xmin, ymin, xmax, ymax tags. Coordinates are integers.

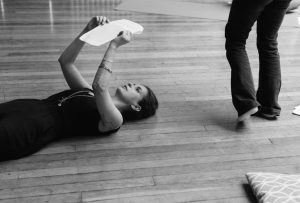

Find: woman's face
<box><xmin>116</xmin><ymin>82</ymin><xmax>148</xmax><ymax>105</ymax></box>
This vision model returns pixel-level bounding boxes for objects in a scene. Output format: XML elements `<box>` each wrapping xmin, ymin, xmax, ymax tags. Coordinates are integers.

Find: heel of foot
<box><xmin>237</xmin><ymin>107</ymin><xmax>258</xmax><ymax>122</ymax></box>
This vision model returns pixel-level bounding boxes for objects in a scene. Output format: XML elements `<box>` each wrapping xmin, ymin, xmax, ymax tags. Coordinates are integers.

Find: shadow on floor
<box><xmin>242</xmin><ymin>183</ymin><xmax>258</xmax><ymax>203</ymax></box>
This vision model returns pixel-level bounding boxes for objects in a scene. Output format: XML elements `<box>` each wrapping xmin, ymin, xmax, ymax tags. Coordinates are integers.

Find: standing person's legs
<box><xmin>256</xmin><ymin>0</ymin><xmax>291</xmax><ymax>117</ymax></box>
<box><xmin>225</xmin><ymin>0</ymin><xmax>272</xmax><ymax>120</ymax></box>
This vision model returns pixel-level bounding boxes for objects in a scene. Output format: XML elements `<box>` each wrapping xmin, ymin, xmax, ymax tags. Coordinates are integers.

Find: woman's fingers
<box><xmin>99</xmin><ymin>16</ymin><xmax>104</xmax><ymax>25</ymax></box>
<box><xmin>95</xmin><ymin>16</ymin><xmax>110</xmax><ymax>26</ymax></box>
<box><xmin>122</xmin><ymin>31</ymin><xmax>132</xmax><ymax>42</ymax></box>
<box><xmin>111</xmin><ymin>30</ymin><xmax>132</xmax><ymax>48</ymax></box>
<box><xmin>96</xmin><ymin>16</ymin><xmax>100</xmax><ymax>25</ymax></box>
<box><xmin>102</xmin><ymin>16</ymin><xmax>110</xmax><ymax>24</ymax></box>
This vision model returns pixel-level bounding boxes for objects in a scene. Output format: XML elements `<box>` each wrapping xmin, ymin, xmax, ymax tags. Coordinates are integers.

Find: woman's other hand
<box><xmin>85</xmin><ymin>16</ymin><xmax>110</xmax><ymax>32</ymax></box>
<box><xmin>110</xmin><ymin>31</ymin><xmax>132</xmax><ymax>48</ymax></box>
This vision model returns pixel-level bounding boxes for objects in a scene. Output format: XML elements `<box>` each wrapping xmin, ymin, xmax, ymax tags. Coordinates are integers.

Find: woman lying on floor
<box><xmin>0</xmin><ymin>16</ymin><xmax>158</xmax><ymax>162</ymax></box>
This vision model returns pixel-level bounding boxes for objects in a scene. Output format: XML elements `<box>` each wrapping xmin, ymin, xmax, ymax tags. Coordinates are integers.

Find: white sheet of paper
<box><xmin>292</xmin><ymin>105</ymin><xmax>300</xmax><ymax>115</ymax></box>
<box><xmin>80</xmin><ymin>19</ymin><xmax>143</xmax><ymax>46</ymax></box>
<box><xmin>293</xmin><ymin>108</ymin><xmax>300</xmax><ymax>115</ymax></box>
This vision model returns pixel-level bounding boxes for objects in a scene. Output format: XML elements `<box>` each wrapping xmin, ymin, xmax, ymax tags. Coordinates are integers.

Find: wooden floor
<box><xmin>1</xmin><ymin>0</ymin><xmax>300</xmax><ymax>202</ymax></box>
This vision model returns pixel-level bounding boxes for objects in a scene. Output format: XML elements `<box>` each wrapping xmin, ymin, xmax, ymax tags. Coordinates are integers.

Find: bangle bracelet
<box><xmin>99</xmin><ymin>65</ymin><xmax>112</xmax><ymax>74</ymax></box>
<box><xmin>103</xmin><ymin>59</ymin><xmax>113</xmax><ymax>63</ymax></box>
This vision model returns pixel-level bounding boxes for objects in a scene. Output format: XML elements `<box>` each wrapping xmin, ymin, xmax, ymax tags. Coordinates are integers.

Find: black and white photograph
<box><xmin>1</xmin><ymin>0</ymin><xmax>300</xmax><ymax>202</ymax></box>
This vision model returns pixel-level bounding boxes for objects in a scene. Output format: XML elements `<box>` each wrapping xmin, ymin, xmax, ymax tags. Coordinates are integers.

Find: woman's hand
<box><xmin>84</xmin><ymin>16</ymin><xmax>110</xmax><ymax>32</ymax></box>
<box><xmin>110</xmin><ymin>31</ymin><xmax>132</xmax><ymax>48</ymax></box>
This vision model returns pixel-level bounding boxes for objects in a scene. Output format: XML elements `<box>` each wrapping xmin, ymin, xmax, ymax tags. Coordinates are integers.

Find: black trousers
<box><xmin>0</xmin><ymin>99</ymin><xmax>61</xmax><ymax>161</ymax></box>
<box><xmin>225</xmin><ymin>0</ymin><xmax>291</xmax><ymax>116</ymax></box>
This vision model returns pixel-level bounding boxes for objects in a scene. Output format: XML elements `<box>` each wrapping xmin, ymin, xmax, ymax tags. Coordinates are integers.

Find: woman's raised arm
<box><xmin>58</xmin><ymin>16</ymin><xmax>109</xmax><ymax>91</ymax></box>
<box><xmin>92</xmin><ymin>31</ymin><xmax>132</xmax><ymax>133</ymax></box>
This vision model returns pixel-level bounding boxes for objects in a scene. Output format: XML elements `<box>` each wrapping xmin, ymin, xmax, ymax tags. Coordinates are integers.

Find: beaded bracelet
<box><xmin>99</xmin><ymin>64</ymin><xmax>112</xmax><ymax>73</ymax></box>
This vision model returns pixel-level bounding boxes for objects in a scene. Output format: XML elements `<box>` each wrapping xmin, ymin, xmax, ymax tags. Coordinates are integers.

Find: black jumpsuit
<box><xmin>0</xmin><ymin>88</ymin><xmax>119</xmax><ymax>161</ymax></box>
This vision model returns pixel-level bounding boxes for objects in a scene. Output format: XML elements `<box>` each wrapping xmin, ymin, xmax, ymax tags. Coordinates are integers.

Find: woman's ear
<box><xmin>130</xmin><ymin>104</ymin><xmax>141</xmax><ymax>112</ymax></box>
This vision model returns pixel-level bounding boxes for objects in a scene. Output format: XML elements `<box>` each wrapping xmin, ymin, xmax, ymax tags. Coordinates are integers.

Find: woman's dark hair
<box><xmin>122</xmin><ymin>85</ymin><xmax>158</xmax><ymax>122</ymax></box>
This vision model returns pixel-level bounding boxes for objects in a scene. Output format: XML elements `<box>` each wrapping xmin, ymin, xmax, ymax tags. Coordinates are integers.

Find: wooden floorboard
<box><xmin>1</xmin><ymin>0</ymin><xmax>300</xmax><ymax>202</ymax></box>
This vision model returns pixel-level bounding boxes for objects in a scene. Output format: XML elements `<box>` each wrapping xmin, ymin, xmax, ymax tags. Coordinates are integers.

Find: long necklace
<box><xmin>57</xmin><ymin>90</ymin><xmax>94</xmax><ymax>106</ymax></box>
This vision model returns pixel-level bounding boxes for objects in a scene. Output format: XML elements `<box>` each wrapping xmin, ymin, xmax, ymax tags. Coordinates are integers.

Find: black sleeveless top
<box><xmin>45</xmin><ymin>88</ymin><xmax>119</xmax><ymax>137</ymax></box>
<box><xmin>0</xmin><ymin>89</ymin><xmax>120</xmax><ymax>161</ymax></box>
